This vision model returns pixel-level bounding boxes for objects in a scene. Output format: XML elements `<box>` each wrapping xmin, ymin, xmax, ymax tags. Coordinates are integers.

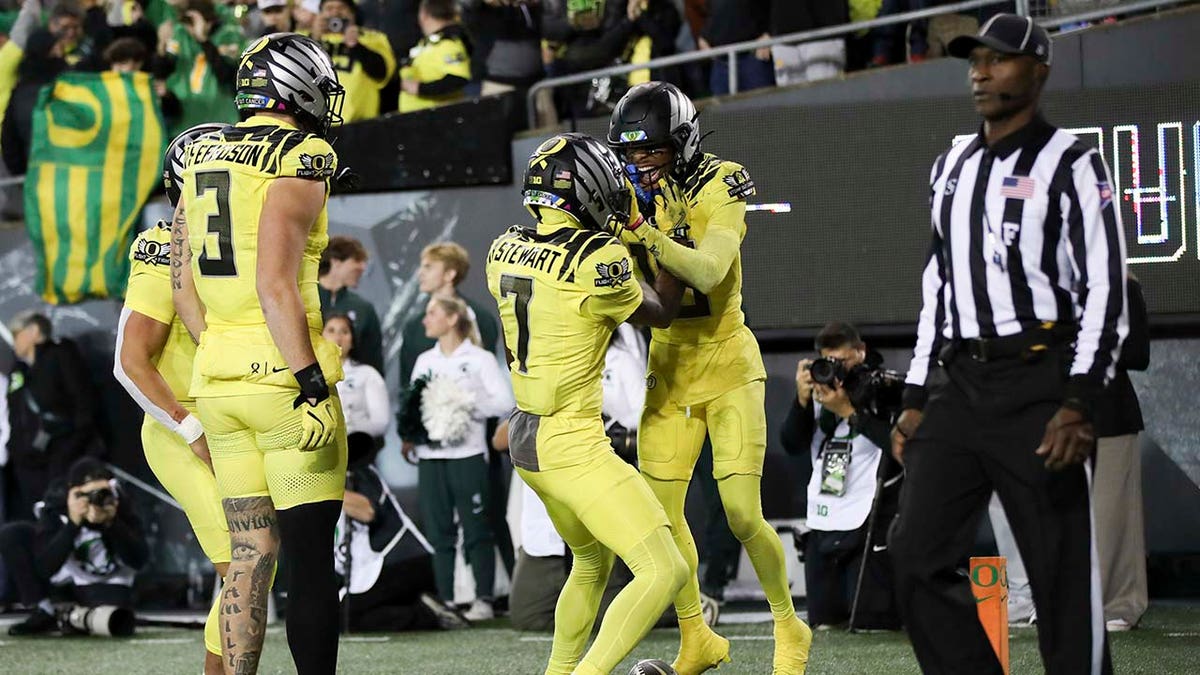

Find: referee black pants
<box><xmin>889</xmin><ymin>349</ymin><xmax>1112</xmax><ymax>675</ymax></box>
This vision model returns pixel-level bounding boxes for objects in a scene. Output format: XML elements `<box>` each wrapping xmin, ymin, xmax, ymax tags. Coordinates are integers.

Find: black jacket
<box><xmin>7</xmin><ymin>339</ymin><xmax>101</xmax><ymax>466</ymax></box>
<box><xmin>462</xmin><ymin>0</ymin><xmax>543</xmax><ymax>85</ymax></box>
<box><xmin>701</xmin><ymin>0</ymin><xmax>770</xmax><ymax>47</ymax></box>
<box><xmin>1092</xmin><ymin>277</ymin><xmax>1149</xmax><ymax>438</ymax></box>
<box><xmin>2</xmin><ymin>30</ymin><xmax>68</xmax><ymax>176</ymax></box>
<box><xmin>770</xmin><ymin>0</ymin><xmax>849</xmax><ymax>35</ymax></box>
<box><xmin>543</xmin><ymin>0</ymin><xmax>637</xmax><ymax>73</ymax></box>
<box><xmin>33</xmin><ymin>479</ymin><xmax>149</xmax><ymax>580</ymax></box>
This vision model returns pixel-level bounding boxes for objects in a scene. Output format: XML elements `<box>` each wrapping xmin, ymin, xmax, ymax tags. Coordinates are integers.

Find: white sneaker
<box><xmin>463</xmin><ymin>599</ymin><xmax>494</xmax><ymax>622</ymax></box>
<box><xmin>419</xmin><ymin>593</ymin><xmax>470</xmax><ymax>630</ymax></box>
<box><xmin>699</xmin><ymin>593</ymin><xmax>720</xmax><ymax>627</ymax></box>
<box><xmin>1106</xmin><ymin>618</ymin><xmax>1134</xmax><ymax>632</ymax></box>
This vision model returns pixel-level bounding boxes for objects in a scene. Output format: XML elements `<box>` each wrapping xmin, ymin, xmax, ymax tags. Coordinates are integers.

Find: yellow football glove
<box><xmin>293</xmin><ymin>364</ymin><xmax>338</xmax><ymax>451</ymax></box>
<box><xmin>295</xmin><ymin>397</ymin><xmax>338</xmax><ymax>451</ymax></box>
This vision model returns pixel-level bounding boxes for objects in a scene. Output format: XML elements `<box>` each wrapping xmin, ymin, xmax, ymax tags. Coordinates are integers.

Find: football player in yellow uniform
<box><xmin>114</xmin><ymin>123</ymin><xmax>229</xmax><ymax>675</ymax></box>
<box><xmin>487</xmin><ymin>133</ymin><xmax>687</xmax><ymax>675</ymax></box>
<box><xmin>171</xmin><ymin>33</ymin><xmax>347</xmax><ymax>675</ymax></box>
<box><xmin>609</xmin><ymin>82</ymin><xmax>813</xmax><ymax>675</ymax></box>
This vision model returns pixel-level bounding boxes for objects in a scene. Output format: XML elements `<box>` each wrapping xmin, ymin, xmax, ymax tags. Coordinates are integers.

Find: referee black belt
<box><xmin>951</xmin><ymin>323</ymin><xmax>1074</xmax><ymax>363</ymax></box>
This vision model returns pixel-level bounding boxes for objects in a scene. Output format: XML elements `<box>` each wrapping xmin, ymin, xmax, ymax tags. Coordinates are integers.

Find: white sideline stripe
<box><xmin>131</xmin><ymin>638</ymin><xmax>194</xmax><ymax>644</ymax></box>
<box><xmin>344</xmin><ymin>637</ymin><xmax>392</xmax><ymax>643</ymax></box>
<box><xmin>729</xmin><ymin>636</ymin><xmax>774</xmax><ymax>641</ymax></box>
<box><xmin>1168</xmin><ymin>632</ymin><xmax>1200</xmax><ymax>637</ymax></box>
<box><xmin>720</xmin><ymin>611</ymin><xmax>776</xmax><ymax>625</ymax></box>
<box><xmin>520</xmin><ymin>636</ymin><xmax>554</xmax><ymax>642</ymax></box>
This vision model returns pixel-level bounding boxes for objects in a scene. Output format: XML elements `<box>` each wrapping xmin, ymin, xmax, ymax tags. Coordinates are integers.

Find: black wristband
<box><xmin>294</xmin><ymin>363</ymin><xmax>330</xmax><ymax>403</ymax></box>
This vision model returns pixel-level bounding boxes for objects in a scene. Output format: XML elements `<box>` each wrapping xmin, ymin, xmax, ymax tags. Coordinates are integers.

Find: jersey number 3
<box><xmin>195</xmin><ymin>170</ymin><xmax>237</xmax><ymax>277</ymax></box>
<box><xmin>500</xmin><ymin>274</ymin><xmax>532</xmax><ymax>373</ymax></box>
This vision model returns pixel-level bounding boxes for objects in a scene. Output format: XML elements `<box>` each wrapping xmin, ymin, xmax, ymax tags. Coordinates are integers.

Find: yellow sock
<box><xmin>578</xmin><ymin>527</ymin><xmax>687</xmax><ymax>674</ymax></box>
<box><xmin>718</xmin><ymin>474</ymin><xmax>797</xmax><ymax>620</ymax></box>
<box><xmin>644</xmin><ymin>476</ymin><xmax>703</xmax><ymax>619</ymax></box>
<box><xmin>545</xmin><ymin>541</ymin><xmax>613</xmax><ymax>675</ymax></box>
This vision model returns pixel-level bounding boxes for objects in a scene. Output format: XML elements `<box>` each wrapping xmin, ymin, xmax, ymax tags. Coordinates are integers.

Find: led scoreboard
<box><xmin>718</xmin><ymin>81</ymin><xmax>1200</xmax><ymax>332</ymax></box>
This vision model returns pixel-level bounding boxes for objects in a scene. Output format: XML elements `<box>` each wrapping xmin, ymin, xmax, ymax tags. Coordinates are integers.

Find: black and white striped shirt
<box><xmin>905</xmin><ymin>115</ymin><xmax>1128</xmax><ymax>405</ymax></box>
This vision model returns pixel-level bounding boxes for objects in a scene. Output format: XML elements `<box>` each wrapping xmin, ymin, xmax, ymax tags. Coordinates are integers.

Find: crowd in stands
<box><xmin>0</xmin><ymin>0</ymin><xmax>1126</xmax><ymax>166</ymax></box>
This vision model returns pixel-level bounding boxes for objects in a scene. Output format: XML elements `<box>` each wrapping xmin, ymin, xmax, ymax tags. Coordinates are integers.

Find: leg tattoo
<box><xmin>220</xmin><ymin>497</ymin><xmax>279</xmax><ymax>675</ymax></box>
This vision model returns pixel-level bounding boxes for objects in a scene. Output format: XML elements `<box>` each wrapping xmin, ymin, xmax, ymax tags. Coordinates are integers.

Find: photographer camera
<box><xmin>1</xmin><ymin>458</ymin><xmax>147</xmax><ymax>636</ymax></box>
<box><xmin>779</xmin><ymin>321</ymin><xmax>902</xmax><ymax>631</ymax></box>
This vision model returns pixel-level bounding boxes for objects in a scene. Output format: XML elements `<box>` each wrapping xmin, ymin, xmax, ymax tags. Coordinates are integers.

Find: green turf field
<box><xmin>1</xmin><ymin>604</ymin><xmax>1197</xmax><ymax>674</ymax></box>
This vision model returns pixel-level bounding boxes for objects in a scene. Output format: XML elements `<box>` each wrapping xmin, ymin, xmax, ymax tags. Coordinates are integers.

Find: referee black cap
<box><xmin>948</xmin><ymin>13</ymin><xmax>1052</xmax><ymax>65</ymax></box>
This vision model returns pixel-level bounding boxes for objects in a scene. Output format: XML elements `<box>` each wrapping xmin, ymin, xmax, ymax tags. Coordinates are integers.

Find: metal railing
<box><xmin>1038</xmin><ymin>0</ymin><xmax>1187</xmax><ymax>26</ymax></box>
<box><xmin>527</xmin><ymin>0</ymin><xmax>1006</xmax><ymax>128</ymax></box>
<box><xmin>526</xmin><ymin>0</ymin><xmax>1193</xmax><ymax>129</ymax></box>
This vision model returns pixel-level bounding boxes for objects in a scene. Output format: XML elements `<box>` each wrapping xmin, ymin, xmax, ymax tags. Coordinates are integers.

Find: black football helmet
<box><xmin>162</xmin><ymin>123</ymin><xmax>226</xmax><ymax>207</ymax></box>
<box><xmin>607</xmin><ymin>81</ymin><xmax>701</xmax><ymax>180</ymax></box>
<box><xmin>522</xmin><ymin>133</ymin><xmax>632</xmax><ymax>235</ymax></box>
<box><xmin>235</xmin><ymin>32</ymin><xmax>344</xmax><ymax>137</ymax></box>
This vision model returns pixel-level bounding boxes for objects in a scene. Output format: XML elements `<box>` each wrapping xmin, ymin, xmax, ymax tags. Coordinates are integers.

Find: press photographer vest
<box><xmin>48</xmin><ymin>519</ymin><xmax>136</xmax><ymax>588</ymax></box>
<box><xmin>806</xmin><ymin>409</ymin><xmax>883</xmax><ymax>531</ymax></box>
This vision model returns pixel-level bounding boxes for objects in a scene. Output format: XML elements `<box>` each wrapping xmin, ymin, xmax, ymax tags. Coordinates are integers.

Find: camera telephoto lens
<box><xmin>808</xmin><ymin>357</ymin><xmax>843</xmax><ymax>387</ymax></box>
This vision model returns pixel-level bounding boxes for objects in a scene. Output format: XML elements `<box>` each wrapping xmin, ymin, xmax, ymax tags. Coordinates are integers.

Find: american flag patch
<box><xmin>1000</xmin><ymin>176</ymin><xmax>1036</xmax><ymax>200</ymax></box>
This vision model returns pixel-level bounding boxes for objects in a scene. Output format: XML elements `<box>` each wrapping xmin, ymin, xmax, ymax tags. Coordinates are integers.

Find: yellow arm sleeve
<box><xmin>633</xmin><ymin>199</ymin><xmax>745</xmax><ymax>295</ymax></box>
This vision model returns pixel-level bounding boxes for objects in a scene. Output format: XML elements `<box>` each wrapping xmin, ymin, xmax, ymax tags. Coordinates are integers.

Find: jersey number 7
<box><xmin>500</xmin><ymin>274</ymin><xmax>532</xmax><ymax>373</ymax></box>
<box><xmin>194</xmin><ymin>170</ymin><xmax>237</xmax><ymax>277</ymax></box>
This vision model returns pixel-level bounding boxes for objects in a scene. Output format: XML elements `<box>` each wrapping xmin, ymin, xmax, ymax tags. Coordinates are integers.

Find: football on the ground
<box><xmin>628</xmin><ymin>659</ymin><xmax>675</xmax><ymax>675</ymax></box>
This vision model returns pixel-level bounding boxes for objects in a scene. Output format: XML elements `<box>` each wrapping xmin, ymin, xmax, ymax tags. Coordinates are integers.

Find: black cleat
<box><xmin>8</xmin><ymin>609</ymin><xmax>57</xmax><ymax>636</ymax></box>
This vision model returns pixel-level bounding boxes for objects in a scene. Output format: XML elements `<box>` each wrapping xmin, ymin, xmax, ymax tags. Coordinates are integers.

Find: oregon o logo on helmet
<box><xmin>240</xmin><ymin>35</ymin><xmax>271</xmax><ymax>69</ymax></box>
<box><xmin>530</xmin><ymin>136</ymin><xmax>568</xmax><ymax>170</ymax></box>
<box><xmin>970</xmin><ymin>562</ymin><xmax>1008</xmax><ymax>589</ymax></box>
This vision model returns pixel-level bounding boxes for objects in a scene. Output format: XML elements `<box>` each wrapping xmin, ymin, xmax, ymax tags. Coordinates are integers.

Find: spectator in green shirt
<box><xmin>398</xmin><ymin>241</ymin><xmax>499</xmax><ymax>387</ymax></box>
<box><xmin>398</xmin><ymin>240</ymin><xmax>511</xmax><ymax>579</ymax></box>
<box><xmin>318</xmin><ymin>235</ymin><xmax>385</xmax><ymax>375</ymax></box>
<box><xmin>152</xmin><ymin>0</ymin><xmax>245</xmax><ymax>135</ymax></box>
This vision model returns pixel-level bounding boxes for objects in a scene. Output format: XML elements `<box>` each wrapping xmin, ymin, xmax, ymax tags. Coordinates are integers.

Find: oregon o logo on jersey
<box><xmin>297</xmin><ymin>152</ymin><xmax>336</xmax><ymax>178</ymax></box>
<box><xmin>594</xmin><ymin>259</ymin><xmax>631</xmax><ymax>288</ymax></box>
<box><xmin>134</xmin><ymin>238</ymin><xmax>170</xmax><ymax>267</ymax></box>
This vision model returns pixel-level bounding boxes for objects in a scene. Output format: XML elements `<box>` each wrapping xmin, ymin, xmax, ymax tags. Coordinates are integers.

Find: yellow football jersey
<box><xmin>181</xmin><ymin>115</ymin><xmax>343</xmax><ymax>396</ymax></box>
<box><xmin>123</xmin><ymin>221</ymin><xmax>196</xmax><ymax>407</ymax></box>
<box><xmin>622</xmin><ymin>153</ymin><xmax>755</xmax><ymax>346</ymax></box>
<box><xmin>486</xmin><ymin>213</ymin><xmax>643</xmax><ymax>420</ymax></box>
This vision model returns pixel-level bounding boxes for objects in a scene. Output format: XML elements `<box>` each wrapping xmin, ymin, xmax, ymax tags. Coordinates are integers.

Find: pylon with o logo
<box><xmin>970</xmin><ymin>556</ymin><xmax>1010</xmax><ymax>674</ymax></box>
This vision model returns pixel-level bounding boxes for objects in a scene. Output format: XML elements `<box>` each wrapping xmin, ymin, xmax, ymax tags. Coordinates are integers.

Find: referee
<box><xmin>888</xmin><ymin>15</ymin><xmax>1127</xmax><ymax>675</ymax></box>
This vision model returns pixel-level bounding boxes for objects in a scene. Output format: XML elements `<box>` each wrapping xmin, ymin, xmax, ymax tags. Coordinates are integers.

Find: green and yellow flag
<box><xmin>24</xmin><ymin>71</ymin><xmax>165</xmax><ymax>304</ymax></box>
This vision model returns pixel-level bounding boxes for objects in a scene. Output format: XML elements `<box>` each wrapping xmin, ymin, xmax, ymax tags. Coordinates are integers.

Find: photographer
<box><xmin>1</xmin><ymin>458</ymin><xmax>148</xmax><ymax>636</ymax></box>
<box><xmin>780</xmin><ymin>321</ymin><xmax>902</xmax><ymax>630</ymax></box>
<box><xmin>152</xmin><ymin>0</ymin><xmax>245</xmax><ymax>133</ymax></box>
<box><xmin>5</xmin><ymin>312</ymin><xmax>100</xmax><ymax>521</ymax></box>
<box><xmin>337</xmin><ymin>435</ymin><xmax>468</xmax><ymax>632</ymax></box>
<box><xmin>312</xmin><ymin>0</ymin><xmax>396</xmax><ymax>122</ymax></box>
